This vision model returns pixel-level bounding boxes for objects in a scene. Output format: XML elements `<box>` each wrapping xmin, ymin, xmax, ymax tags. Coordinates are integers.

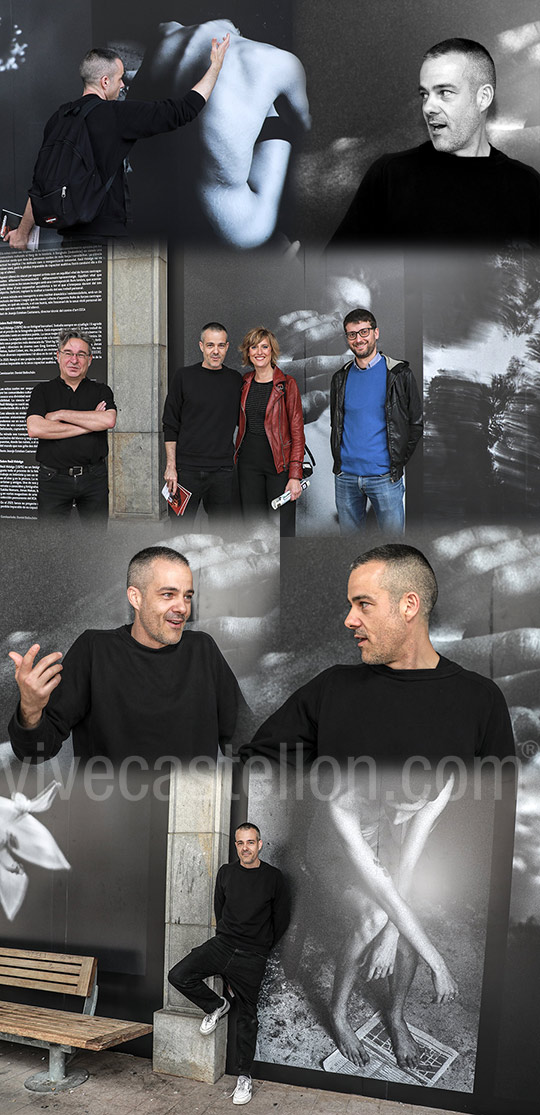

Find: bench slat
<box><xmin>0</xmin><ymin>1002</ymin><xmax>152</xmax><ymax>1051</ymax></box>
<box><xmin>0</xmin><ymin>948</ymin><xmax>96</xmax><ymax>999</ymax></box>
<box><xmin>0</xmin><ymin>948</ymin><xmax>92</xmax><ymax>967</ymax></box>
<box><xmin>0</xmin><ymin>957</ymin><xmax>81</xmax><ymax>974</ymax></box>
<box><xmin>0</xmin><ymin>970</ymin><xmax>83</xmax><ymax>994</ymax></box>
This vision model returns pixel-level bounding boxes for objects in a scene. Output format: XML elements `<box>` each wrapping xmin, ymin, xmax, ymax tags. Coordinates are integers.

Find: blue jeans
<box><xmin>335</xmin><ymin>471</ymin><xmax>405</xmax><ymax>534</ymax></box>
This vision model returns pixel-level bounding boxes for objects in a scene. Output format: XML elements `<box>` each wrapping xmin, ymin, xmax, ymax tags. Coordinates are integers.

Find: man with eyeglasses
<box><xmin>162</xmin><ymin>322</ymin><xmax>242</xmax><ymax>526</ymax></box>
<box><xmin>26</xmin><ymin>329</ymin><xmax>116</xmax><ymax>525</ymax></box>
<box><xmin>330</xmin><ymin>309</ymin><xmax>422</xmax><ymax>533</ymax></box>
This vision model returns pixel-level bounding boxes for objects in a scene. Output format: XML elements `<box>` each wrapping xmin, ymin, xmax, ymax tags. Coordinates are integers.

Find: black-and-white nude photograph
<box><xmin>1</xmin><ymin>1</ymin><xmax>309</xmax><ymax>249</ymax></box>
<box><xmin>242</xmin><ymin>526</ymin><xmax>537</xmax><ymax>1105</ymax></box>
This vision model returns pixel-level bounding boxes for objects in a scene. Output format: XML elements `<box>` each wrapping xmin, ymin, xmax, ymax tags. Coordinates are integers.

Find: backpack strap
<box><xmin>64</xmin><ymin>99</ymin><xmax>117</xmax><ymax>193</ymax></box>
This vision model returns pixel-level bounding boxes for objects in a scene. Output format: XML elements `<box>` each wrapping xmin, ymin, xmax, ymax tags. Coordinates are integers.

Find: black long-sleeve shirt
<box><xmin>241</xmin><ymin>656</ymin><xmax>515</xmax><ymax>771</ymax></box>
<box><xmin>9</xmin><ymin>625</ymin><xmax>241</xmax><ymax>765</ymax></box>
<box><xmin>162</xmin><ymin>363</ymin><xmax>242</xmax><ymax>470</ymax></box>
<box><xmin>214</xmin><ymin>859</ymin><xmax>290</xmax><ymax>956</ymax></box>
<box><xmin>329</xmin><ymin>142</ymin><xmax>540</xmax><ymax>247</ymax></box>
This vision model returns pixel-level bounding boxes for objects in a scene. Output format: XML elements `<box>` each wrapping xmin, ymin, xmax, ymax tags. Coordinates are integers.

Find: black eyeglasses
<box><xmin>345</xmin><ymin>328</ymin><xmax>373</xmax><ymax>340</ymax></box>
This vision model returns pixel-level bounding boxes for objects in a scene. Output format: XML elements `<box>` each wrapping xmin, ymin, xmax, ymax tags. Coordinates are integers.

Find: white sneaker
<box><xmin>232</xmin><ymin>1075</ymin><xmax>252</xmax><ymax>1105</ymax></box>
<box><xmin>199</xmin><ymin>997</ymin><xmax>230</xmax><ymax>1035</ymax></box>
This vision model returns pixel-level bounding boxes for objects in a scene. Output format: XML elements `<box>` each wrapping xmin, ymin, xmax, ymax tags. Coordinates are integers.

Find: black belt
<box><xmin>39</xmin><ymin>460</ymin><xmax>105</xmax><ymax>477</ymax></box>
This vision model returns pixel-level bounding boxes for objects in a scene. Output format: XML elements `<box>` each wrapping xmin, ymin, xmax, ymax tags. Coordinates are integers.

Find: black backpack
<box><xmin>29</xmin><ymin>98</ymin><xmax>116</xmax><ymax>230</ymax></box>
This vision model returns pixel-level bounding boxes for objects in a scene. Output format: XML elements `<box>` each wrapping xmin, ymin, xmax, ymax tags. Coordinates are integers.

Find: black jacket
<box><xmin>329</xmin><ymin>353</ymin><xmax>422</xmax><ymax>480</ymax></box>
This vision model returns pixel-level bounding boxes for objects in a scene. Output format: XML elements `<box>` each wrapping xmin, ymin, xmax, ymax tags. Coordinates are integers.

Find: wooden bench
<box><xmin>0</xmin><ymin>946</ymin><xmax>152</xmax><ymax>1093</ymax></box>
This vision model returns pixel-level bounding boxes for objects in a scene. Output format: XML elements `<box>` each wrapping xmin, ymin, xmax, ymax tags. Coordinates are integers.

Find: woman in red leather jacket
<box><xmin>235</xmin><ymin>327</ymin><xmax>305</xmax><ymax>521</ymax></box>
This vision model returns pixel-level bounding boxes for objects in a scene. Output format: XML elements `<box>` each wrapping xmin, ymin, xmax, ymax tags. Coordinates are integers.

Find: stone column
<box><xmin>153</xmin><ymin>755</ymin><xmax>233</xmax><ymax>1082</ymax></box>
<box><xmin>107</xmin><ymin>241</ymin><xmax>168</xmax><ymax>519</ymax></box>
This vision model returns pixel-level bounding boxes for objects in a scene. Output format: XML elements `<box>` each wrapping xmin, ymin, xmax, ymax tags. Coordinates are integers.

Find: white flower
<box><xmin>0</xmin><ymin>782</ymin><xmax>70</xmax><ymax>920</ymax></box>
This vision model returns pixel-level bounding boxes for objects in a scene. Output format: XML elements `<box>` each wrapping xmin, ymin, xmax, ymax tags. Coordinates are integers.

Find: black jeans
<box><xmin>172</xmin><ymin>467</ymin><xmax>234</xmax><ymax>527</ymax></box>
<box><xmin>168</xmin><ymin>936</ymin><xmax>267</xmax><ymax>1074</ymax></box>
<box><xmin>237</xmin><ymin>436</ymin><xmax>296</xmax><ymax>536</ymax></box>
<box><xmin>37</xmin><ymin>461</ymin><xmax>108</xmax><ymax>526</ymax></box>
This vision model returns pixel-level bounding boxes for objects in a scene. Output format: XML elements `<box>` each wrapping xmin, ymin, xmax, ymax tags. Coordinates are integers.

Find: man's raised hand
<box><xmin>8</xmin><ymin>644</ymin><xmax>63</xmax><ymax>729</ymax></box>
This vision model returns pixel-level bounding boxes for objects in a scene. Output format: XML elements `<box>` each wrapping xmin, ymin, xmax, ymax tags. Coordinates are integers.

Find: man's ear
<box><xmin>477</xmin><ymin>82</ymin><xmax>494</xmax><ymax>113</ymax></box>
<box><xmin>127</xmin><ymin>585</ymin><xmax>141</xmax><ymax>612</ymax></box>
<box><xmin>401</xmin><ymin>590</ymin><xmax>421</xmax><ymax>622</ymax></box>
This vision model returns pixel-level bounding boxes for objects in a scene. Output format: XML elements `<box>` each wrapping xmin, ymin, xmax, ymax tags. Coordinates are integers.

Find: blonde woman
<box><xmin>235</xmin><ymin>327</ymin><xmax>305</xmax><ymax>526</ymax></box>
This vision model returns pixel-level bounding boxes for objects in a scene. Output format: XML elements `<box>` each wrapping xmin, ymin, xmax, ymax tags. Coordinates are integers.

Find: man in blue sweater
<box><xmin>330</xmin><ymin>308</ymin><xmax>422</xmax><ymax>534</ymax></box>
<box><xmin>168</xmin><ymin>822</ymin><xmax>290</xmax><ymax>1106</ymax></box>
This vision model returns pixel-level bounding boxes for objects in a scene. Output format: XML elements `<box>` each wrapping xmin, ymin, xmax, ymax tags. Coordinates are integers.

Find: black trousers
<box><xmin>172</xmin><ymin>467</ymin><xmax>234</xmax><ymax>528</ymax></box>
<box><xmin>168</xmin><ymin>936</ymin><xmax>267</xmax><ymax>1075</ymax></box>
<box><xmin>237</xmin><ymin>436</ymin><xmax>296</xmax><ymax>536</ymax></box>
<box><xmin>37</xmin><ymin>462</ymin><xmax>108</xmax><ymax>526</ymax></box>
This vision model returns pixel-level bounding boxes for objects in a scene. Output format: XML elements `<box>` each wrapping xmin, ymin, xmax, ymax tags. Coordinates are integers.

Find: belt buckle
<box><xmin>69</xmin><ymin>466</ymin><xmax>84</xmax><ymax>477</ymax></box>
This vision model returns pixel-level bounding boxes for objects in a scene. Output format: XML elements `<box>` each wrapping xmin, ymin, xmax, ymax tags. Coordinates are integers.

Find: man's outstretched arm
<box><xmin>191</xmin><ymin>34</ymin><xmax>230</xmax><ymax>101</ymax></box>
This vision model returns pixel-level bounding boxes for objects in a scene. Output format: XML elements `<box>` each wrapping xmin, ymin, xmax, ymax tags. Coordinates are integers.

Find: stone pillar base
<box><xmin>152</xmin><ymin>1007</ymin><xmax>227</xmax><ymax>1083</ymax></box>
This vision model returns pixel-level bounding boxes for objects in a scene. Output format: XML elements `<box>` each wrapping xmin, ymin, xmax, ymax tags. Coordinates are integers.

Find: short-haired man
<box><xmin>330</xmin><ymin>309</ymin><xmax>422</xmax><ymax>534</ymax></box>
<box><xmin>6</xmin><ymin>37</ymin><xmax>229</xmax><ymax>248</ymax></box>
<box><xmin>162</xmin><ymin>322</ymin><xmax>242</xmax><ymax>525</ymax></box>
<box><xmin>168</xmin><ymin>822</ymin><xmax>290</xmax><ymax>1106</ymax></box>
<box><xmin>242</xmin><ymin>544</ymin><xmax>514</xmax><ymax>1071</ymax></box>
<box><xmin>330</xmin><ymin>38</ymin><xmax>540</xmax><ymax>246</ymax></box>
<box><xmin>26</xmin><ymin>330</ymin><xmax>116</xmax><ymax>526</ymax></box>
<box><xmin>8</xmin><ymin>546</ymin><xmax>241</xmax><ymax>764</ymax></box>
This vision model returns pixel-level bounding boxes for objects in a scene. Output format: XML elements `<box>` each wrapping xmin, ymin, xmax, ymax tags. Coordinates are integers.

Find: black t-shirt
<box><xmin>41</xmin><ymin>91</ymin><xmax>205</xmax><ymax>238</ymax></box>
<box><xmin>26</xmin><ymin>375</ymin><xmax>116</xmax><ymax>467</ymax></box>
<box><xmin>214</xmin><ymin>859</ymin><xmax>290</xmax><ymax>956</ymax></box>
<box><xmin>330</xmin><ymin>142</ymin><xmax>540</xmax><ymax>246</ymax></box>
<box><xmin>162</xmin><ymin>363</ymin><xmax>242</xmax><ymax>470</ymax></box>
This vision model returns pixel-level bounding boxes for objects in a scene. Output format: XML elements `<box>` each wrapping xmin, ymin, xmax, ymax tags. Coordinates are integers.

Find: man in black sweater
<box><xmin>162</xmin><ymin>322</ymin><xmax>242</xmax><ymax>526</ymax></box>
<box><xmin>168</xmin><ymin>822</ymin><xmax>290</xmax><ymax>1106</ymax></box>
<box><xmin>329</xmin><ymin>38</ymin><xmax>540</xmax><ymax>247</ymax></box>
<box><xmin>8</xmin><ymin>546</ymin><xmax>241</xmax><ymax>766</ymax></box>
<box><xmin>6</xmin><ymin>36</ymin><xmax>229</xmax><ymax>247</ymax></box>
<box><xmin>26</xmin><ymin>329</ymin><xmax>116</xmax><ymax>526</ymax></box>
<box><xmin>241</xmin><ymin>544</ymin><xmax>515</xmax><ymax>1074</ymax></box>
